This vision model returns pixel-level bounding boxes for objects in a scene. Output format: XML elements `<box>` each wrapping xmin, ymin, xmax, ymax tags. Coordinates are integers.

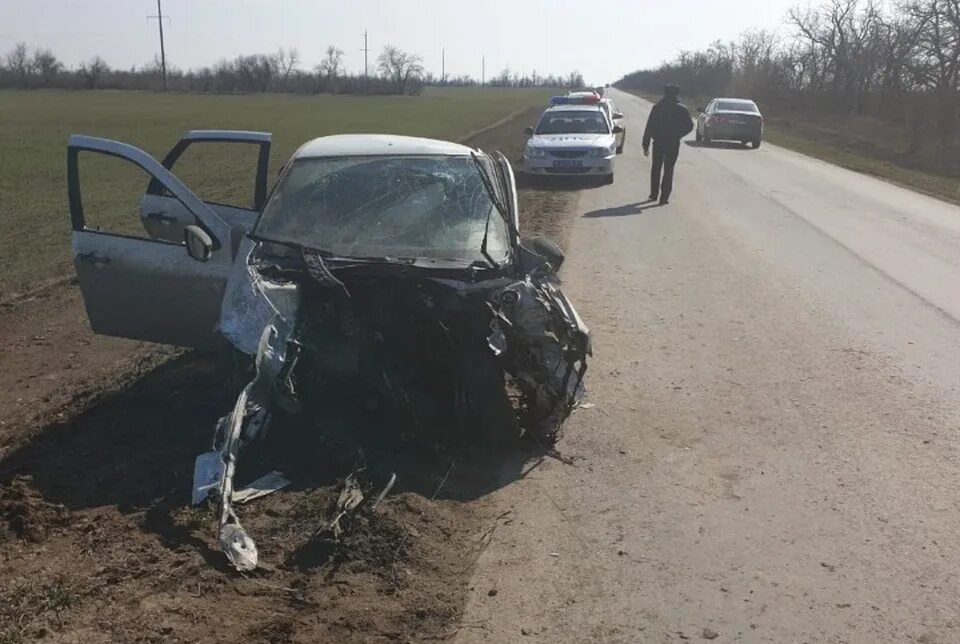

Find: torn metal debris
<box><xmin>318</xmin><ymin>473</ymin><xmax>365</xmax><ymax>539</ymax></box>
<box><xmin>372</xmin><ymin>473</ymin><xmax>398</xmax><ymax>512</ymax></box>
<box><xmin>233</xmin><ymin>471</ymin><xmax>292</xmax><ymax>505</ymax></box>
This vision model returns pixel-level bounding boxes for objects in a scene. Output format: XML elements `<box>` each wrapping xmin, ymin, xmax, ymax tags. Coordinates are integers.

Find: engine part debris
<box><xmin>217</xmin><ymin>382</ymin><xmax>258</xmax><ymax>571</ymax></box>
<box><xmin>233</xmin><ymin>471</ymin><xmax>292</xmax><ymax>505</ymax></box>
<box><xmin>192</xmin><ymin>451</ymin><xmax>225</xmax><ymax>506</ymax></box>
<box><xmin>318</xmin><ymin>473</ymin><xmax>365</xmax><ymax>539</ymax></box>
<box><xmin>220</xmin><ymin>523</ymin><xmax>258</xmax><ymax>572</ymax></box>
<box><xmin>213</xmin><ymin>319</ymin><xmax>298</xmax><ymax>571</ymax></box>
<box><xmin>372</xmin><ymin>473</ymin><xmax>398</xmax><ymax>512</ymax></box>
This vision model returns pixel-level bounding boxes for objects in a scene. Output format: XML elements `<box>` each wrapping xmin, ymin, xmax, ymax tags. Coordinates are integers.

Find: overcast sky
<box><xmin>1</xmin><ymin>0</ymin><xmax>800</xmax><ymax>83</ymax></box>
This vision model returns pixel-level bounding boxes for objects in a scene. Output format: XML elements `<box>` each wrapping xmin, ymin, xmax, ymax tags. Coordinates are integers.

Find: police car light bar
<box><xmin>549</xmin><ymin>94</ymin><xmax>600</xmax><ymax>106</ymax></box>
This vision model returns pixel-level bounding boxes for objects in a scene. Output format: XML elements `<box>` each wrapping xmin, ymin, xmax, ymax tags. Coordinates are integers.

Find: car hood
<box><xmin>529</xmin><ymin>133</ymin><xmax>612</xmax><ymax>148</ymax></box>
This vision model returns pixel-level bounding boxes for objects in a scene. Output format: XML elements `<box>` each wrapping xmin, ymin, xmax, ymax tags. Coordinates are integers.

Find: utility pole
<box><xmin>441</xmin><ymin>48</ymin><xmax>445</xmax><ymax>83</ymax></box>
<box><xmin>360</xmin><ymin>30</ymin><xmax>370</xmax><ymax>78</ymax></box>
<box><xmin>481</xmin><ymin>55</ymin><xmax>485</xmax><ymax>85</ymax></box>
<box><xmin>147</xmin><ymin>0</ymin><xmax>168</xmax><ymax>90</ymax></box>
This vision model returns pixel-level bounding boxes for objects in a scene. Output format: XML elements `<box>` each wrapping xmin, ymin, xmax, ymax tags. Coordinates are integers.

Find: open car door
<box><xmin>70</xmin><ymin>135</ymin><xmax>234</xmax><ymax>349</ymax></box>
<box><xmin>140</xmin><ymin>130</ymin><xmax>271</xmax><ymax>253</ymax></box>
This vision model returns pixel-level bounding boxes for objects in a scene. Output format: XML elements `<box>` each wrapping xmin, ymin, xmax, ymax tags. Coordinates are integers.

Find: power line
<box><xmin>147</xmin><ymin>0</ymin><xmax>168</xmax><ymax>90</ymax></box>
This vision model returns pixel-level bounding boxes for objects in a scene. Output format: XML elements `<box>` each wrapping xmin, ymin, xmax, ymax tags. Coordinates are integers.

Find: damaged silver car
<box><xmin>68</xmin><ymin>131</ymin><xmax>590</xmax><ymax>570</ymax></box>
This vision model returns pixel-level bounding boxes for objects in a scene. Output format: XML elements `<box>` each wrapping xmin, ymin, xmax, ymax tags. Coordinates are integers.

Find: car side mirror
<box><xmin>525</xmin><ymin>235</ymin><xmax>565</xmax><ymax>271</ymax></box>
<box><xmin>524</xmin><ymin>126</ymin><xmax>534</xmax><ymax>137</ymax></box>
<box><xmin>184</xmin><ymin>224</ymin><xmax>213</xmax><ymax>262</ymax></box>
<box><xmin>613</xmin><ymin>125</ymin><xmax>624</xmax><ymax>134</ymax></box>
<box><xmin>613</xmin><ymin>111</ymin><xmax>624</xmax><ymax>120</ymax></box>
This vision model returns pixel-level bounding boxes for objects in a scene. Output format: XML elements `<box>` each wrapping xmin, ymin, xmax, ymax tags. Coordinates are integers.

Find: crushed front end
<box><xmin>196</xmin><ymin>148</ymin><xmax>591</xmax><ymax>570</ymax></box>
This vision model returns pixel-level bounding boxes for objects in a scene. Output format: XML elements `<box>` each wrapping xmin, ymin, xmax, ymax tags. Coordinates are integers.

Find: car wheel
<box><xmin>603</xmin><ymin>173</ymin><xmax>614</xmax><ymax>185</ymax></box>
<box><xmin>753</xmin><ymin>138</ymin><xmax>762</xmax><ymax>149</ymax></box>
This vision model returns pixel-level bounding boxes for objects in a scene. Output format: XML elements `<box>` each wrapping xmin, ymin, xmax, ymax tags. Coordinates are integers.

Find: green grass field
<box><xmin>0</xmin><ymin>87</ymin><xmax>552</xmax><ymax>295</ymax></box>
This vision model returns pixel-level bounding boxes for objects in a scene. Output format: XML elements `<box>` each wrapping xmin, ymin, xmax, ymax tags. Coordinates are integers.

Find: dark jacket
<box><xmin>642</xmin><ymin>96</ymin><xmax>694</xmax><ymax>149</ymax></box>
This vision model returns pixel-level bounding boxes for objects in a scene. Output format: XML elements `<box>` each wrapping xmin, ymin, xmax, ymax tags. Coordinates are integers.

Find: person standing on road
<box><xmin>642</xmin><ymin>84</ymin><xmax>694</xmax><ymax>205</ymax></box>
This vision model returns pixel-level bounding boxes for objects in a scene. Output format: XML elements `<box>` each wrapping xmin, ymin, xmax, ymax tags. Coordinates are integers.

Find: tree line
<box><xmin>0</xmin><ymin>42</ymin><xmax>585</xmax><ymax>95</ymax></box>
<box><xmin>616</xmin><ymin>0</ymin><xmax>960</xmax><ymax>149</ymax></box>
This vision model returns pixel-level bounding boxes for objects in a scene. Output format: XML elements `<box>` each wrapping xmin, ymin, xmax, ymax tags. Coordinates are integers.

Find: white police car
<box><xmin>523</xmin><ymin>97</ymin><xmax>623</xmax><ymax>184</ymax></box>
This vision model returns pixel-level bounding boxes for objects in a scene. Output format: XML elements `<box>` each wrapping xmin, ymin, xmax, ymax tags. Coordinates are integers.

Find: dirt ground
<box><xmin>0</xmin><ymin>109</ymin><xmax>592</xmax><ymax>643</ymax></box>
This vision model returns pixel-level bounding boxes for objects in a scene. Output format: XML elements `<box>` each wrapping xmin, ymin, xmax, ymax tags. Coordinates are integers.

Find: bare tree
<box><xmin>79</xmin><ymin>56</ymin><xmax>110</xmax><ymax>89</ymax></box>
<box><xmin>377</xmin><ymin>45</ymin><xmax>424</xmax><ymax>94</ymax></box>
<box><xmin>32</xmin><ymin>48</ymin><xmax>62</xmax><ymax>87</ymax></box>
<box><xmin>318</xmin><ymin>46</ymin><xmax>345</xmax><ymax>78</ymax></box>
<box><xmin>490</xmin><ymin>67</ymin><xmax>511</xmax><ymax>86</ymax></box>
<box><xmin>0</xmin><ymin>40</ymin><xmax>581</xmax><ymax>94</ymax></box>
<box><xmin>905</xmin><ymin>0</ymin><xmax>960</xmax><ymax>144</ymax></box>
<box><xmin>236</xmin><ymin>53</ymin><xmax>278</xmax><ymax>91</ymax></box>
<box><xmin>5</xmin><ymin>42</ymin><xmax>34</xmax><ymax>87</ymax></box>
<box><xmin>277</xmin><ymin>47</ymin><xmax>300</xmax><ymax>81</ymax></box>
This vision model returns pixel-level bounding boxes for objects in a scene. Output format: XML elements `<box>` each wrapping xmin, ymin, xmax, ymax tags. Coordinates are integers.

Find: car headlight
<box><xmin>589</xmin><ymin>145</ymin><xmax>615</xmax><ymax>157</ymax></box>
<box><xmin>526</xmin><ymin>146</ymin><xmax>546</xmax><ymax>158</ymax></box>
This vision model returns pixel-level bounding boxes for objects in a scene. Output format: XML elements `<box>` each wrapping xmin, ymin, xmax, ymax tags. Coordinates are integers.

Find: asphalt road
<box><xmin>456</xmin><ymin>89</ymin><xmax>960</xmax><ymax>643</ymax></box>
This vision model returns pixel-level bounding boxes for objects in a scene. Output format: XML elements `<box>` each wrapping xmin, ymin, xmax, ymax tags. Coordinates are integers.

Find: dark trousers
<box><xmin>650</xmin><ymin>139</ymin><xmax>681</xmax><ymax>200</ymax></box>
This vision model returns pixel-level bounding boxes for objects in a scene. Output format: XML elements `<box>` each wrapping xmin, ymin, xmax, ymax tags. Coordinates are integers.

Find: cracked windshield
<box><xmin>254</xmin><ymin>155</ymin><xmax>510</xmax><ymax>261</ymax></box>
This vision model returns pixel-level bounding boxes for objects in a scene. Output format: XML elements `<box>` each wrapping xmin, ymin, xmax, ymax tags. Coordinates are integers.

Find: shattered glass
<box><xmin>254</xmin><ymin>155</ymin><xmax>510</xmax><ymax>262</ymax></box>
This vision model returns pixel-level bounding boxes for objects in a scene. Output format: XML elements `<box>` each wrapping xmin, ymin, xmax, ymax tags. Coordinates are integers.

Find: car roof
<box><xmin>567</xmin><ymin>91</ymin><xmax>599</xmax><ymax>98</ymax></box>
<box><xmin>294</xmin><ymin>134</ymin><xmax>473</xmax><ymax>159</ymax></box>
<box><xmin>714</xmin><ymin>98</ymin><xmax>758</xmax><ymax>105</ymax></box>
<box><xmin>544</xmin><ymin>104</ymin><xmax>604</xmax><ymax>114</ymax></box>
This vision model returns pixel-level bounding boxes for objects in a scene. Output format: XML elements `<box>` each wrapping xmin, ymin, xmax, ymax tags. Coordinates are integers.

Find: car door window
<box><xmin>147</xmin><ymin>132</ymin><xmax>271</xmax><ymax>211</ymax></box>
<box><xmin>157</xmin><ymin>142</ymin><xmax>262</xmax><ymax>210</ymax></box>
<box><xmin>73</xmin><ymin>151</ymin><xmax>174</xmax><ymax>241</ymax></box>
<box><xmin>141</xmin><ymin>132</ymin><xmax>270</xmax><ymax>248</ymax></box>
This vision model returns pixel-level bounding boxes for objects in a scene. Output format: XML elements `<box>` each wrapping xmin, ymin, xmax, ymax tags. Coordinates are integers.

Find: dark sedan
<box><xmin>695</xmin><ymin>98</ymin><xmax>763</xmax><ymax>148</ymax></box>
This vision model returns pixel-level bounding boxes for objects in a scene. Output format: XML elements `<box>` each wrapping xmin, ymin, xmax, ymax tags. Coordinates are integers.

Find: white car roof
<box><xmin>294</xmin><ymin>134</ymin><xmax>473</xmax><ymax>159</ymax></box>
<box><xmin>714</xmin><ymin>98</ymin><xmax>758</xmax><ymax>105</ymax></box>
<box><xmin>544</xmin><ymin>104</ymin><xmax>604</xmax><ymax>114</ymax></box>
<box><xmin>567</xmin><ymin>91</ymin><xmax>599</xmax><ymax>99</ymax></box>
